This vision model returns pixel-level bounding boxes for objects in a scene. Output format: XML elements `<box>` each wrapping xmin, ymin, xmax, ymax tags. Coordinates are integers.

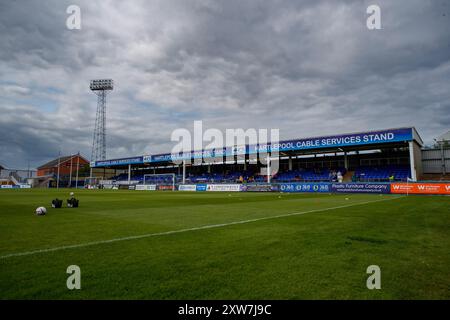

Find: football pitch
<box><xmin>0</xmin><ymin>189</ymin><xmax>449</xmax><ymax>299</ymax></box>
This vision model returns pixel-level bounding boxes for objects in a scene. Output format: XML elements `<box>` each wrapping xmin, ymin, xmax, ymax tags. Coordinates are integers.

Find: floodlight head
<box><xmin>90</xmin><ymin>79</ymin><xmax>113</xmax><ymax>91</ymax></box>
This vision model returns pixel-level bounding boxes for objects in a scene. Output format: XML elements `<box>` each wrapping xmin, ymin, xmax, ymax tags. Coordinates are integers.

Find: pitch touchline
<box><xmin>0</xmin><ymin>196</ymin><xmax>403</xmax><ymax>260</ymax></box>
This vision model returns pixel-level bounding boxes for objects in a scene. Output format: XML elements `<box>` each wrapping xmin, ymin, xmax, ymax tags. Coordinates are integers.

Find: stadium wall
<box><xmin>422</xmin><ymin>148</ymin><xmax>450</xmax><ymax>174</ymax></box>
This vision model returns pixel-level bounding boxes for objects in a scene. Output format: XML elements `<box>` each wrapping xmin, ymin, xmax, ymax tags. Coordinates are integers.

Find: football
<box><xmin>35</xmin><ymin>207</ymin><xmax>47</xmax><ymax>216</ymax></box>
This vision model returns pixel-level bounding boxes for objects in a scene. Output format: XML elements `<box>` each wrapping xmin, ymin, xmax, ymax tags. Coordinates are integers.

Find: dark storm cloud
<box><xmin>0</xmin><ymin>0</ymin><xmax>449</xmax><ymax>168</ymax></box>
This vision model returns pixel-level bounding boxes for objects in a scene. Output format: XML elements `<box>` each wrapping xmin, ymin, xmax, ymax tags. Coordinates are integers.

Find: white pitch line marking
<box><xmin>0</xmin><ymin>196</ymin><xmax>404</xmax><ymax>260</ymax></box>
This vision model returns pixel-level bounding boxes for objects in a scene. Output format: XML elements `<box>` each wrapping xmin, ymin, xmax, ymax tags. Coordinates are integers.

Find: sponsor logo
<box><xmin>96</xmin><ymin>157</ymin><xmax>143</xmax><ymax>167</ymax></box>
<box><xmin>331</xmin><ymin>183</ymin><xmax>390</xmax><ymax>194</ymax></box>
<box><xmin>0</xmin><ymin>185</ymin><xmax>31</xmax><ymax>189</ymax></box>
<box><xmin>178</xmin><ymin>185</ymin><xmax>197</xmax><ymax>191</ymax></box>
<box><xmin>243</xmin><ymin>185</ymin><xmax>274</xmax><ymax>192</ymax></box>
<box><xmin>279</xmin><ymin>183</ymin><xmax>330</xmax><ymax>193</ymax></box>
<box><xmin>158</xmin><ymin>185</ymin><xmax>174</xmax><ymax>191</ymax></box>
<box><xmin>206</xmin><ymin>184</ymin><xmax>242</xmax><ymax>192</ymax></box>
<box><xmin>135</xmin><ymin>185</ymin><xmax>157</xmax><ymax>191</ymax></box>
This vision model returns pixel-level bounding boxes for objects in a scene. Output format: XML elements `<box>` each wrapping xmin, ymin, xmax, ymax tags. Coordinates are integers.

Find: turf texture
<box><xmin>0</xmin><ymin>189</ymin><xmax>448</xmax><ymax>299</ymax></box>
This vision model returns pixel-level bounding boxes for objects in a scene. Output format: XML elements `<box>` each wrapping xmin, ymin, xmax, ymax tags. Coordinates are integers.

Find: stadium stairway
<box><xmin>9</xmin><ymin>173</ymin><xmax>20</xmax><ymax>186</ymax></box>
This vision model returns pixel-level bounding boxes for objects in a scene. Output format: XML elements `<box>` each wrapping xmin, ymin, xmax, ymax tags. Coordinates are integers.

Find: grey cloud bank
<box><xmin>0</xmin><ymin>0</ymin><xmax>449</xmax><ymax>168</ymax></box>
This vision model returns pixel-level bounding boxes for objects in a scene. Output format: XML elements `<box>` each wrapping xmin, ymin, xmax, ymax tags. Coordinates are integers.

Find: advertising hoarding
<box><xmin>391</xmin><ymin>183</ymin><xmax>450</xmax><ymax>195</ymax></box>
<box><xmin>331</xmin><ymin>183</ymin><xmax>390</xmax><ymax>194</ymax></box>
<box><xmin>279</xmin><ymin>183</ymin><xmax>331</xmax><ymax>193</ymax></box>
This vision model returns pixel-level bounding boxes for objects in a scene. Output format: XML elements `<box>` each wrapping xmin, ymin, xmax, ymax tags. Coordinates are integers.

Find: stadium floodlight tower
<box><xmin>90</xmin><ymin>79</ymin><xmax>113</xmax><ymax>163</ymax></box>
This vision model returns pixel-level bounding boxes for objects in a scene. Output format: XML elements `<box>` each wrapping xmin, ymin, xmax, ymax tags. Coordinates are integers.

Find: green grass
<box><xmin>0</xmin><ymin>189</ymin><xmax>449</xmax><ymax>299</ymax></box>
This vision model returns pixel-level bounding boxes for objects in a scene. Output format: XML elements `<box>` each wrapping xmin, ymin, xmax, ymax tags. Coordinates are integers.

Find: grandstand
<box><xmin>91</xmin><ymin>127</ymin><xmax>422</xmax><ymax>187</ymax></box>
<box><xmin>109</xmin><ymin>166</ymin><xmax>411</xmax><ymax>184</ymax></box>
<box><xmin>353</xmin><ymin>165</ymin><xmax>410</xmax><ymax>182</ymax></box>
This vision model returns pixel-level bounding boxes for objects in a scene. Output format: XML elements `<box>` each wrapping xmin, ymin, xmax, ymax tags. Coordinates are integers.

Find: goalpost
<box><xmin>143</xmin><ymin>173</ymin><xmax>176</xmax><ymax>191</ymax></box>
<box><xmin>84</xmin><ymin>176</ymin><xmax>104</xmax><ymax>189</ymax></box>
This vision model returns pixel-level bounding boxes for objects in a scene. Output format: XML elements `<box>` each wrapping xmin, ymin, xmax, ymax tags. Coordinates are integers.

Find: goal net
<box><xmin>84</xmin><ymin>176</ymin><xmax>104</xmax><ymax>189</ymax></box>
<box><xmin>143</xmin><ymin>173</ymin><xmax>176</xmax><ymax>191</ymax></box>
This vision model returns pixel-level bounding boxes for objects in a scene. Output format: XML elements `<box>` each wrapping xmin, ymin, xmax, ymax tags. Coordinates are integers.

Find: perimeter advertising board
<box><xmin>279</xmin><ymin>183</ymin><xmax>331</xmax><ymax>193</ymax></box>
<box><xmin>206</xmin><ymin>184</ymin><xmax>242</xmax><ymax>192</ymax></box>
<box><xmin>194</xmin><ymin>184</ymin><xmax>207</xmax><ymax>191</ymax></box>
<box><xmin>331</xmin><ymin>183</ymin><xmax>390</xmax><ymax>194</ymax></box>
<box><xmin>0</xmin><ymin>185</ymin><xmax>32</xmax><ymax>189</ymax></box>
<box><xmin>243</xmin><ymin>185</ymin><xmax>276</xmax><ymax>192</ymax></box>
<box><xmin>135</xmin><ymin>185</ymin><xmax>157</xmax><ymax>191</ymax></box>
<box><xmin>158</xmin><ymin>185</ymin><xmax>174</xmax><ymax>191</ymax></box>
<box><xmin>178</xmin><ymin>185</ymin><xmax>197</xmax><ymax>191</ymax></box>
<box><xmin>391</xmin><ymin>183</ymin><xmax>450</xmax><ymax>195</ymax></box>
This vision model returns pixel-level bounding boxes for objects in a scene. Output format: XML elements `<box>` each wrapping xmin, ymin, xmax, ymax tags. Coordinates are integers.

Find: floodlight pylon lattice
<box><xmin>90</xmin><ymin>79</ymin><xmax>113</xmax><ymax>162</ymax></box>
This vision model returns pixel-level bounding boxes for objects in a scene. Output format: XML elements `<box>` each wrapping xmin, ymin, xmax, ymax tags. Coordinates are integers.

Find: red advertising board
<box><xmin>390</xmin><ymin>183</ymin><xmax>450</xmax><ymax>195</ymax></box>
<box><xmin>157</xmin><ymin>185</ymin><xmax>174</xmax><ymax>191</ymax></box>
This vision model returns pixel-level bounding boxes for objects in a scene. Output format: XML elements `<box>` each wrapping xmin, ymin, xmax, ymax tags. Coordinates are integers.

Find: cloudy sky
<box><xmin>0</xmin><ymin>0</ymin><xmax>449</xmax><ymax>169</ymax></box>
